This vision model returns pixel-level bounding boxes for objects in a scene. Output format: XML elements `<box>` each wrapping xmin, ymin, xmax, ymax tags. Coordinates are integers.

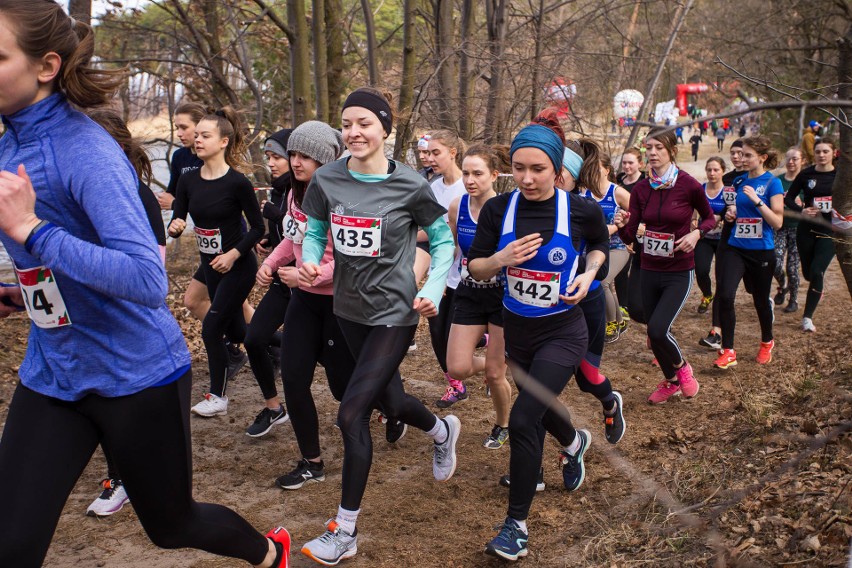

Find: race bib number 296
<box><xmin>330</xmin><ymin>214</ymin><xmax>382</xmax><ymax>257</ymax></box>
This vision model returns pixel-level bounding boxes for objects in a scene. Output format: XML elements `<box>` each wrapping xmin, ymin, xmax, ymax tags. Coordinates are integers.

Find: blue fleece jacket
<box><xmin>0</xmin><ymin>94</ymin><xmax>190</xmax><ymax>401</ymax></box>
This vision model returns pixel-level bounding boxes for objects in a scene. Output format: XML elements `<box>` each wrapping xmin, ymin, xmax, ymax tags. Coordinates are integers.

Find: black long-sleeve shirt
<box><xmin>166</xmin><ymin>147</ymin><xmax>203</xmax><ymax>197</ymax></box>
<box><xmin>784</xmin><ymin>166</ymin><xmax>836</xmax><ymax>235</ymax></box>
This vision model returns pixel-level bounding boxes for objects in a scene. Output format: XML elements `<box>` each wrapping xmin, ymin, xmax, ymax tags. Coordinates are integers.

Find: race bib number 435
<box><xmin>15</xmin><ymin>266</ymin><xmax>71</xmax><ymax>328</ymax></box>
<box><xmin>507</xmin><ymin>267</ymin><xmax>560</xmax><ymax>308</ymax></box>
<box><xmin>330</xmin><ymin>214</ymin><xmax>382</xmax><ymax>257</ymax></box>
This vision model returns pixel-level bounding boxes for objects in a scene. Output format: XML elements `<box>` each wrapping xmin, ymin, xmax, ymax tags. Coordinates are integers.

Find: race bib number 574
<box><xmin>15</xmin><ymin>266</ymin><xmax>71</xmax><ymax>328</ymax></box>
<box><xmin>330</xmin><ymin>214</ymin><xmax>382</xmax><ymax>257</ymax></box>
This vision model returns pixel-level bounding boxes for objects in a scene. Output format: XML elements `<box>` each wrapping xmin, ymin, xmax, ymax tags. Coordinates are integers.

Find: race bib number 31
<box><xmin>735</xmin><ymin>218</ymin><xmax>763</xmax><ymax>239</ymax></box>
<box><xmin>15</xmin><ymin>266</ymin><xmax>71</xmax><ymax>328</ymax></box>
<box><xmin>330</xmin><ymin>214</ymin><xmax>382</xmax><ymax>257</ymax></box>
<box><xmin>194</xmin><ymin>227</ymin><xmax>223</xmax><ymax>255</ymax></box>
<box><xmin>814</xmin><ymin>196</ymin><xmax>832</xmax><ymax>213</ymax></box>
<box><xmin>507</xmin><ymin>267</ymin><xmax>560</xmax><ymax>308</ymax></box>
<box><xmin>644</xmin><ymin>230</ymin><xmax>675</xmax><ymax>258</ymax></box>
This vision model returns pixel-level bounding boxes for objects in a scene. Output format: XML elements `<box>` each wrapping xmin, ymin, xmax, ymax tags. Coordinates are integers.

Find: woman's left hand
<box><xmin>0</xmin><ymin>165</ymin><xmax>40</xmax><ymax>244</ymax></box>
<box><xmin>560</xmin><ymin>271</ymin><xmax>595</xmax><ymax>305</ymax></box>
<box><xmin>413</xmin><ymin>297</ymin><xmax>438</xmax><ymax>317</ymax></box>
<box><xmin>210</xmin><ymin>249</ymin><xmax>239</xmax><ymax>273</ymax></box>
<box><xmin>675</xmin><ymin>229</ymin><xmax>700</xmax><ymax>253</ymax></box>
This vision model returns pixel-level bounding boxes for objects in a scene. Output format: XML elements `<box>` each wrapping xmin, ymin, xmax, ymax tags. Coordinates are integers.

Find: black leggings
<box><xmin>575</xmin><ymin>286</ymin><xmax>615</xmax><ymax>405</ymax></box>
<box><xmin>282</xmin><ymin>290</ymin><xmax>353</xmax><ymax>460</ymax></box>
<box><xmin>694</xmin><ymin>237</ymin><xmax>720</xmax><ymax>299</ymax></box>
<box><xmin>427</xmin><ymin>287</ymin><xmax>456</xmax><ymax>373</ymax></box>
<box><xmin>717</xmin><ymin>246</ymin><xmax>776</xmax><ymax>348</ymax></box>
<box><xmin>627</xmin><ymin>252</ymin><xmax>646</xmax><ymax>324</ymax></box>
<box><xmin>0</xmin><ymin>373</ymin><xmax>268</xmax><ymax>567</ymax></box>
<box><xmin>640</xmin><ymin>269</ymin><xmax>693</xmax><ymax>380</ymax></box>
<box><xmin>245</xmin><ymin>280</ymin><xmax>292</xmax><ymax>400</ymax></box>
<box><xmin>202</xmin><ymin>253</ymin><xmax>257</xmax><ymax>396</ymax></box>
<box><xmin>614</xmin><ymin>257</ymin><xmax>630</xmax><ymax>310</ymax></box>
<box><xmin>336</xmin><ymin>318</ymin><xmax>438</xmax><ymax>511</ymax></box>
<box><xmin>797</xmin><ymin>225</ymin><xmax>836</xmax><ymax>319</ymax></box>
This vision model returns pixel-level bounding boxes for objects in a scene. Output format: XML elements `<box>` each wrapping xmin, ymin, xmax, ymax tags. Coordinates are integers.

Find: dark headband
<box><xmin>342</xmin><ymin>91</ymin><xmax>393</xmax><ymax>135</ymax></box>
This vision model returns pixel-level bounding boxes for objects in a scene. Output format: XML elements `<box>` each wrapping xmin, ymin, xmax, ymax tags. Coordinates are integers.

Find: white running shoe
<box><xmin>433</xmin><ymin>415</ymin><xmax>460</xmax><ymax>481</ymax></box>
<box><xmin>86</xmin><ymin>479</ymin><xmax>129</xmax><ymax>517</ymax></box>
<box><xmin>801</xmin><ymin>317</ymin><xmax>816</xmax><ymax>333</ymax></box>
<box><xmin>301</xmin><ymin>520</ymin><xmax>357</xmax><ymax>566</ymax></box>
<box><xmin>191</xmin><ymin>393</ymin><xmax>229</xmax><ymax>417</ymax></box>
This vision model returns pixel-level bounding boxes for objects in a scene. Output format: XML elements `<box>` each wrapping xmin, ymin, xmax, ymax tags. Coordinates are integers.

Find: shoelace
<box><xmin>440</xmin><ymin>386</ymin><xmax>458</xmax><ymax>401</ymax></box>
<box><xmin>434</xmin><ymin>438</ymin><xmax>449</xmax><ymax>463</ymax></box>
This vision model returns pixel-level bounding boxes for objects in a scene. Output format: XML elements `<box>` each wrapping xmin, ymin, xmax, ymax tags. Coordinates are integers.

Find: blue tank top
<box><xmin>498</xmin><ymin>189</ymin><xmax>580</xmax><ymax>317</ymax></box>
<box><xmin>579</xmin><ymin>184</ymin><xmax>625</xmax><ymax>250</ymax></box>
<box><xmin>703</xmin><ymin>183</ymin><xmax>726</xmax><ymax>240</ymax></box>
<box><xmin>457</xmin><ymin>194</ymin><xmax>502</xmax><ymax>289</ymax></box>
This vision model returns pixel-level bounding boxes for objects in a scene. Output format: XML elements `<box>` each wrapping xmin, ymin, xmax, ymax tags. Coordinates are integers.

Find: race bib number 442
<box><xmin>330</xmin><ymin>214</ymin><xmax>382</xmax><ymax>257</ymax></box>
<box><xmin>507</xmin><ymin>267</ymin><xmax>560</xmax><ymax>308</ymax></box>
<box><xmin>15</xmin><ymin>266</ymin><xmax>71</xmax><ymax>328</ymax></box>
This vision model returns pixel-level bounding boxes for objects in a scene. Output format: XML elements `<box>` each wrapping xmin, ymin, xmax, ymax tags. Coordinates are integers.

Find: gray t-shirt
<box><xmin>302</xmin><ymin>158</ymin><xmax>446</xmax><ymax>326</ymax></box>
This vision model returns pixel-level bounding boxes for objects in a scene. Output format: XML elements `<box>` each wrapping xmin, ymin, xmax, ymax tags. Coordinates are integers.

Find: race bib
<box><xmin>814</xmin><ymin>196</ymin><xmax>832</xmax><ymax>213</ymax></box>
<box><xmin>15</xmin><ymin>266</ymin><xmax>71</xmax><ymax>329</ymax></box>
<box><xmin>644</xmin><ymin>231</ymin><xmax>675</xmax><ymax>258</ymax></box>
<box><xmin>194</xmin><ymin>227</ymin><xmax>223</xmax><ymax>255</ymax></box>
<box><xmin>507</xmin><ymin>267</ymin><xmax>560</xmax><ymax>308</ymax></box>
<box><xmin>723</xmin><ymin>187</ymin><xmax>737</xmax><ymax>205</ymax></box>
<box><xmin>460</xmin><ymin>258</ymin><xmax>498</xmax><ymax>286</ymax></box>
<box><xmin>282</xmin><ymin>208</ymin><xmax>307</xmax><ymax>244</ymax></box>
<box><xmin>735</xmin><ymin>218</ymin><xmax>763</xmax><ymax>239</ymax></box>
<box><xmin>330</xmin><ymin>214</ymin><xmax>382</xmax><ymax>257</ymax></box>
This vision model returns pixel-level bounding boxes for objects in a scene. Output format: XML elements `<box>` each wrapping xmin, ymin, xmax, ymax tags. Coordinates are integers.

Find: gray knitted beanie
<box><xmin>286</xmin><ymin>121</ymin><xmax>344</xmax><ymax>165</ymax></box>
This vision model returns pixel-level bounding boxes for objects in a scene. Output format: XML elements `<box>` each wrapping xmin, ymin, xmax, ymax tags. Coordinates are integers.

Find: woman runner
<box><xmin>773</xmin><ymin>147</ymin><xmax>804</xmax><ymax>313</ymax></box>
<box><xmin>0</xmin><ymin>2</ymin><xmax>289</xmax><ymax>566</ymax></box>
<box><xmin>694</xmin><ymin>157</ymin><xmax>727</xmax><ymax>349</ymax></box>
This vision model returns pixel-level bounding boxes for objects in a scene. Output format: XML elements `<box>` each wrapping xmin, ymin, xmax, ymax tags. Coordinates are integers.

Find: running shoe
<box><xmin>620</xmin><ymin>306</ymin><xmax>630</xmax><ymax>321</ymax></box>
<box><xmin>435</xmin><ymin>382</ymin><xmax>468</xmax><ymax>409</ymax></box>
<box><xmin>498</xmin><ymin>468</ymin><xmax>545</xmax><ymax>492</ymax></box>
<box><xmin>756</xmin><ymin>340</ymin><xmax>774</xmax><ymax>365</ymax></box>
<box><xmin>485</xmin><ymin>517</ymin><xmax>529</xmax><ymax>561</ymax></box>
<box><xmin>604</xmin><ymin>321</ymin><xmax>619</xmax><ymax>343</ymax></box>
<box><xmin>650</xmin><ymin>357</ymin><xmax>659</xmax><ymax>367</ymax></box>
<box><xmin>483</xmin><ymin>424</ymin><xmax>509</xmax><ymax>449</ymax></box>
<box><xmin>560</xmin><ymin>429</ymin><xmax>590</xmax><ymax>492</ymax></box>
<box><xmin>774</xmin><ymin>287</ymin><xmax>786</xmax><ymax>306</ymax></box>
<box><xmin>648</xmin><ymin>380</ymin><xmax>680</xmax><ymax>404</ymax></box>
<box><xmin>407</xmin><ymin>338</ymin><xmax>417</xmax><ymax>353</ymax></box>
<box><xmin>784</xmin><ymin>300</ymin><xmax>799</xmax><ymax>313</ymax></box>
<box><xmin>698</xmin><ymin>330</ymin><xmax>722</xmax><ymax>350</ymax></box>
<box><xmin>246</xmin><ymin>406</ymin><xmax>289</xmax><ymax>438</ymax></box>
<box><xmin>191</xmin><ymin>393</ymin><xmax>228</xmax><ymax>417</ymax></box>
<box><xmin>604</xmin><ymin>391</ymin><xmax>626</xmax><ymax>445</ymax></box>
<box><xmin>617</xmin><ymin>319</ymin><xmax>628</xmax><ymax>337</ymax></box>
<box><xmin>301</xmin><ymin>520</ymin><xmax>357</xmax><ymax>566</ymax></box>
<box><xmin>697</xmin><ymin>295</ymin><xmax>713</xmax><ymax>314</ymax></box>
<box><xmin>801</xmin><ymin>317</ymin><xmax>816</xmax><ymax>333</ymax></box>
<box><xmin>266</xmin><ymin>526</ymin><xmax>291</xmax><ymax>568</ymax></box>
<box><xmin>86</xmin><ymin>478</ymin><xmax>129</xmax><ymax>517</ymax></box>
<box><xmin>433</xmin><ymin>415</ymin><xmax>460</xmax><ymax>481</ymax></box>
<box><xmin>226</xmin><ymin>343</ymin><xmax>248</xmax><ymax>381</ymax></box>
<box><xmin>276</xmin><ymin>459</ymin><xmax>326</xmax><ymax>490</ymax></box>
<box><xmin>713</xmin><ymin>349</ymin><xmax>738</xmax><ymax>369</ymax></box>
<box><xmin>676</xmin><ymin>361</ymin><xmax>699</xmax><ymax>398</ymax></box>
<box><xmin>385</xmin><ymin>418</ymin><xmax>407</xmax><ymax>444</ymax></box>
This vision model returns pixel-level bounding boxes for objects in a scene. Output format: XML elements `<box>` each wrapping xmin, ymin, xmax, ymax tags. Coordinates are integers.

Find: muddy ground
<box><xmin>1</xmin><ymin>227</ymin><xmax>850</xmax><ymax>568</ymax></box>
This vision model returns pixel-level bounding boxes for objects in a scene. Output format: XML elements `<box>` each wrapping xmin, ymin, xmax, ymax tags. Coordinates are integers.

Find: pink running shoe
<box><xmin>676</xmin><ymin>361</ymin><xmax>699</xmax><ymax>398</ymax></box>
<box><xmin>648</xmin><ymin>380</ymin><xmax>680</xmax><ymax>404</ymax></box>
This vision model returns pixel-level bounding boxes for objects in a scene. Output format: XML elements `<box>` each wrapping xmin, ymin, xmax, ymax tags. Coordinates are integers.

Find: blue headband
<box><xmin>510</xmin><ymin>124</ymin><xmax>563</xmax><ymax>174</ymax></box>
<box><xmin>562</xmin><ymin>147</ymin><xmax>583</xmax><ymax>180</ymax></box>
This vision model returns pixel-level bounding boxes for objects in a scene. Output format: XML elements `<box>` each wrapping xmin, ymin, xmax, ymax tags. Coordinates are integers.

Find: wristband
<box><xmin>24</xmin><ymin>219</ymin><xmax>54</xmax><ymax>254</ymax></box>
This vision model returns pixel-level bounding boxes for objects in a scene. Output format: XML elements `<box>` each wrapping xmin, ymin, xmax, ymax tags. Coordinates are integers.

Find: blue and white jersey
<box><xmin>578</xmin><ymin>184</ymin><xmax>625</xmax><ymax>250</ymax></box>
<box><xmin>728</xmin><ymin>172</ymin><xmax>783</xmax><ymax>250</ymax></box>
<box><xmin>456</xmin><ymin>194</ymin><xmax>502</xmax><ymax>288</ymax></box>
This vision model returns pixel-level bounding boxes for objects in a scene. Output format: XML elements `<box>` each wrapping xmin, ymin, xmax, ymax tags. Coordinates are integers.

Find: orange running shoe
<box><xmin>714</xmin><ymin>348</ymin><xmax>737</xmax><ymax>369</ymax></box>
<box><xmin>756</xmin><ymin>340</ymin><xmax>774</xmax><ymax>364</ymax></box>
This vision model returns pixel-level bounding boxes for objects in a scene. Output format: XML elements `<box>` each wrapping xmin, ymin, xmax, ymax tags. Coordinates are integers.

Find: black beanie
<box><xmin>342</xmin><ymin>90</ymin><xmax>393</xmax><ymax>135</ymax></box>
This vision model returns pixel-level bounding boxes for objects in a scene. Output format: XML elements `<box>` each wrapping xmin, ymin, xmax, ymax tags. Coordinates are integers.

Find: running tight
<box><xmin>694</xmin><ymin>237</ymin><xmax>720</xmax><ymax>299</ymax></box>
<box><xmin>427</xmin><ymin>287</ymin><xmax>456</xmax><ymax>373</ymax></box>
<box><xmin>575</xmin><ymin>286</ymin><xmax>615</xmax><ymax>406</ymax></box>
<box><xmin>202</xmin><ymin>253</ymin><xmax>257</xmax><ymax>396</ymax></box>
<box><xmin>603</xmin><ymin>249</ymin><xmax>630</xmax><ymax>323</ymax></box>
<box><xmin>282</xmin><ymin>290</ymin><xmax>353</xmax><ymax>460</ymax></box>
<box><xmin>0</xmin><ymin>373</ymin><xmax>269</xmax><ymax>567</ymax></box>
<box><xmin>627</xmin><ymin>253</ymin><xmax>645</xmax><ymax>324</ymax></box>
<box><xmin>797</xmin><ymin>225</ymin><xmax>835</xmax><ymax>319</ymax></box>
<box><xmin>245</xmin><ymin>280</ymin><xmax>291</xmax><ymax>400</ymax></box>
<box><xmin>773</xmin><ymin>227</ymin><xmax>800</xmax><ymax>302</ymax></box>
<box><xmin>640</xmin><ymin>269</ymin><xmax>693</xmax><ymax>380</ymax></box>
<box><xmin>716</xmin><ymin>247</ymin><xmax>776</xmax><ymax>349</ymax></box>
<box><xmin>335</xmin><ymin>319</ymin><xmax>438</xmax><ymax>511</ymax></box>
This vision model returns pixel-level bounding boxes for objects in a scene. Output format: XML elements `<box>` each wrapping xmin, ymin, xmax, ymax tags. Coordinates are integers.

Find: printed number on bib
<box><xmin>460</xmin><ymin>258</ymin><xmax>498</xmax><ymax>286</ymax></box>
<box><xmin>507</xmin><ymin>267</ymin><xmax>560</xmax><ymax>308</ymax></box>
<box><xmin>735</xmin><ymin>218</ymin><xmax>763</xmax><ymax>239</ymax></box>
<box><xmin>330</xmin><ymin>214</ymin><xmax>382</xmax><ymax>257</ymax></box>
<box><xmin>15</xmin><ymin>266</ymin><xmax>71</xmax><ymax>328</ymax></box>
<box><xmin>282</xmin><ymin>208</ymin><xmax>307</xmax><ymax>244</ymax></box>
<box><xmin>814</xmin><ymin>196</ymin><xmax>832</xmax><ymax>213</ymax></box>
<box><xmin>644</xmin><ymin>231</ymin><xmax>674</xmax><ymax>258</ymax></box>
<box><xmin>194</xmin><ymin>227</ymin><xmax>223</xmax><ymax>255</ymax></box>
<box><xmin>723</xmin><ymin>187</ymin><xmax>737</xmax><ymax>205</ymax></box>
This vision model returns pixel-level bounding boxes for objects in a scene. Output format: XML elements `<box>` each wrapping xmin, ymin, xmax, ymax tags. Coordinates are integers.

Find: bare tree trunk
<box><xmin>434</xmin><ymin>0</ymin><xmax>458</xmax><ymax>130</ymax></box>
<box><xmin>457</xmin><ymin>0</ymin><xmax>474</xmax><ymax>139</ymax></box>
<box><xmin>612</xmin><ymin>0</ymin><xmax>642</xmax><ymax>96</ymax></box>
<box><xmin>325</xmin><ymin>0</ymin><xmax>345</xmax><ymax>126</ymax></box>
<box><xmin>529</xmin><ymin>0</ymin><xmax>545</xmax><ymax>122</ymax></box>
<box><xmin>833</xmin><ymin>24</ymin><xmax>852</xmax><ymax>299</ymax></box>
<box><xmin>623</xmin><ymin>0</ymin><xmax>695</xmax><ymax>153</ymax></box>
<box><xmin>360</xmin><ymin>0</ymin><xmax>379</xmax><ymax>86</ymax></box>
<box><xmin>288</xmin><ymin>0</ymin><xmax>312</xmax><ymax>125</ymax></box>
<box><xmin>393</xmin><ymin>0</ymin><xmax>417</xmax><ymax>160</ymax></box>
<box><xmin>313</xmin><ymin>0</ymin><xmax>329</xmax><ymax>122</ymax></box>
<box><xmin>68</xmin><ymin>0</ymin><xmax>92</xmax><ymax>26</ymax></box>
<box><xmin>484</xmin><ymin>0</ymin><xmax>507</xmax><ymax>143</ymax></box>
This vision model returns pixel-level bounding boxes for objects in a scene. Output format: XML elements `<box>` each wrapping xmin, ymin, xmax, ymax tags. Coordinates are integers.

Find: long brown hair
<box><xmin>201</xmin><ymin>106</ymin><xmax>252</xmax><ymax>173</ymax></box>
<box><xmin>577</xmin><ymin>138</ymin><xmax>615</xmax><ymax>198</ymax></box>
<box><xmin>742</xmin><ymin>135</ymin><xmax>779</xmax><ymax>170</ymax></box>
<box><xmin>463</xmin><ymin>144</ymin><xmax>511</xmax><ymax>174</ymax></box>
<box><xmin>0</xmin><ymin>0</ymin><xmax>126</xmax><ymax>108</ymax></box>
<box><xmin>430</xmin><ymin>129</ymin><xmax>467</xmax><ymax>169</ymax></box>
<box><xmin>174</xmin><ymin>101</ymin><xmax>206</xmax><ymax>124</ymax></box>
<box><xmin>86</xmin><ymin>108</ymin><xmax>152</xmax><ymax>184</ymax></box>
<box><xmin>645</xmin><ymin>127</ymin><xmax>679</xmax><ymax>163</ymax></box>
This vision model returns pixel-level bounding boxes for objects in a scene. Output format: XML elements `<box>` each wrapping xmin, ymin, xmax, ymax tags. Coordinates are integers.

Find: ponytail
<box><xmin>577</xmin><ymin>138</ymin><xmax>610</xmax><ymax>198</ymax></box>
<box><xmin>202</xmin><ymin>106</ymin><xmax>253</xmax><ymax>174</ymax></box>
<box><xmin>86</xmin><ymin>108</ymin><xmax>152</xmax><ymax>184</ymax></box>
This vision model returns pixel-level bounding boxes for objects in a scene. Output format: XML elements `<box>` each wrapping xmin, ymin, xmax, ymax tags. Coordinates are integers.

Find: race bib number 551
<box><xmin>507</xmin><ymin>267</ymin><xmax>560</xmax><ymax>308</ymax></box>
<box><xmin>330</xmin><ymin>214</ymin><xmax>382</xmax><ymax>257</ymax></box>
<box><xmin>15</xmin><ymin>266</ymin><xmax>71</xmax><ymax>328</ymax></box>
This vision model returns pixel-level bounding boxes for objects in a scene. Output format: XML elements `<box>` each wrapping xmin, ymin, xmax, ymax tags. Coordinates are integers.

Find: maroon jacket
<box><xmin>618</xmin><ymin>170</ymin><xmax>716</xmax><ymax>272</ymax></box>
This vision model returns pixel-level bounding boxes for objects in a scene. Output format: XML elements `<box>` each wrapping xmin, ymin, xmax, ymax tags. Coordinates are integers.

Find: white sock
<box><xmin>427</xmin><ymin>416</ymin><xmax>448</xmax><ymax>444</ymax></box>
<box><xmin>565</xmin><ymin>432</ymin><xmax>582</xmax><ymax>455</ymax></box>
<box><xmin>335</xmin><ymin>506</ymin><xmax>359</xmax><ymax>535</ymax></box>
<box><xmin>510</xmin><ymin>517</ymin><xmax>528</xmax><ymax>534</ymax></box>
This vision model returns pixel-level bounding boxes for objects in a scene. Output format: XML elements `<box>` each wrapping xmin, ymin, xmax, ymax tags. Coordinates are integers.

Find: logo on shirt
<box><xmin>808</xmin><ymin>179</ymin><xmax>817</xmax><ymax>189</ymax></box>
<box><xmin>333</xmin><ymin>204</ymin><xmax>345</xmax><ymax>215</ymax></box>
<box><xmin>755</xmin><ymin>185</ymin><xmax>766</xmax><ymax>196</ymax></box>
<box><xmin>548</xmin><ymin>247</ymin><xmax>568</xmax><ymax>265</ymax></box>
